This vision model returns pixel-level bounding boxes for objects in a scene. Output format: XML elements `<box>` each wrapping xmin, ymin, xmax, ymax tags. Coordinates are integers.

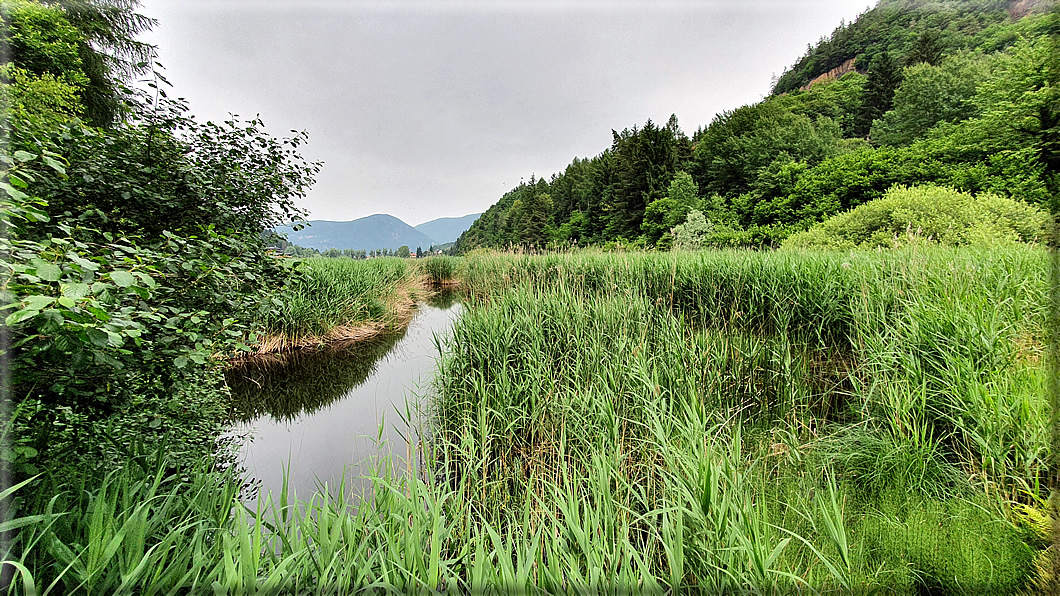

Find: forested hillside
<box><xmin>455</xmin><ymin>0</ymin><xmax>1059</xmax><ymax>252</ymax></box>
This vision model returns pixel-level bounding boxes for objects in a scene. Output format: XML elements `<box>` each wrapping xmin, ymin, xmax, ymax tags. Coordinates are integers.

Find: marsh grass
<box><xmin>259</xmin><ymin>257</ymin><xmax>421</xmax><ymax>352</ymax></box>
<box><xmin>418</xmin><ymin>256</ymin><xmax>462</xmax><ymax>286</ymax></box>
<box><xmin>428</xmin><ymin>246</ymin><xmax>1048</xmax><ymax>591</ymax></box>
<box><xmin>6</xmin><ymin>246</ymin><xmax>1049</xmax><ymax>593</ymax></box>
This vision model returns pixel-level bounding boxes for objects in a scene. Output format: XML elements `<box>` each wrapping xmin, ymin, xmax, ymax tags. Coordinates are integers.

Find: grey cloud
<box><xmin>141</xmin><ymin>0</ymin><xmax>868</xmax><ymax>225</ymax></box>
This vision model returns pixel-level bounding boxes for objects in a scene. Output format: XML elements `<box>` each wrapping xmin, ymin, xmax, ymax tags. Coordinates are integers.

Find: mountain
<box><xmin>771</xmin><ymin>0</ymin><xmax>1058</xmax><ymax>95</ymax></box>
<box><xmin>455</xmin><ymin>0</ymin><xmax>1059</xmax><ymax>253</ymax></box>
<box><xmin>414</xmin><ymin>213</ymin><xmax>482</xmax><ymax>244</ymax></box>
<box><xmin>276</xmin><ymin>214</ymin><xmax>436</xmax><ymax>252</ymax></box>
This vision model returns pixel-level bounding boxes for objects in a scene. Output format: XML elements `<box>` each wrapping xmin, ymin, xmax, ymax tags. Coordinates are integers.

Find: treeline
<box><xmin>1</xmin><ymin>0</ymin><xmax>316</xmax><ymax>480</ymax></box>
<box><xmin>455</xmin><ymin>0</ymin><xmax>1059</xmax><ymax>252</ymax></box>
<box><xmin>284</xmin><ymin>245</ymin><xmax>440</xmax><ymax>258</ymax></box>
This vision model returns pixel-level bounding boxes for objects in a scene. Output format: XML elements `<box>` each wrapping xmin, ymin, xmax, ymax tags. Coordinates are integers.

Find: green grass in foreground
<box><xmin>431</xmin><ymin>247</ymin><xmax>1047</xmax><ymax>592</ymax></box>
<box><xmin>3</xmin><ymin>247</ymin><xmax>1050</xmax><ymax>593</ymax></box>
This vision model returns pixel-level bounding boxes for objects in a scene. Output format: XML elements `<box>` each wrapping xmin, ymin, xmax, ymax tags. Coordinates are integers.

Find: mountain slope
<box><xmin>771</xmin><ymin>0</ymin><xmax>1057</xmax><ymax>95</ymax></box>
<box><xmin>414</xmin><ymin>213</ymin><xmax>481</xmax><ymax>244</ymax></box>
<box><xmin>276</xmin><ymin>214</ymin><xmax>436</xmax><ymax>251</ymax></box>
<box><xmin>455</xmin><ymin>0</ymin><xmax>1059</xmax><ymax>253</ymax></box>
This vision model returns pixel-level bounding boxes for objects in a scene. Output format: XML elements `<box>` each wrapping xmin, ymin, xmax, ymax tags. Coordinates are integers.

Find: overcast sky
<box><xmin>137</xmin><ymin>0</ymin><xmax>870</xmax><ymax>226</ymax></box>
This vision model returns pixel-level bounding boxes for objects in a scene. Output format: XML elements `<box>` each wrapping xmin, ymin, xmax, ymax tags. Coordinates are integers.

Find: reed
<box><xmin>417</xmin><ymin>255</ymin><xmax>462</xmax><ymax>286</ymax></box>
<box><xmin>6</xmin><ymin>245</ymin><xmax>1048</xmax><ymax>593</ymax></box>
<box><xmin>428</xmin><ymin>246</ymin><xmax>1047</xmax><ymax>591</ymax></box>
<box><xmin>258</xmin><ymin>257</ymin><xmax>421</xmax><ymax>352</ymax></box>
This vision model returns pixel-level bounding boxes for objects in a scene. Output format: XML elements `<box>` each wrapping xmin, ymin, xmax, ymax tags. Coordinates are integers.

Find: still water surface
<box><xmin>226</xmin><ymin>294</ymin><xmax>462</xmax><ymax>501</ymax></box>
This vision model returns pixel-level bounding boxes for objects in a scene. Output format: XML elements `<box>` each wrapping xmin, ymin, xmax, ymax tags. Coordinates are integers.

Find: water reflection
<box><xmin>425</xmin><ymin>287</ymin><xmax>463</xmax><ymax>310</ymax></box>
<box><xmin>225</xmin><ymin>300</ymin><xmax>462</xmax><ymax>501</ymax></box>
<box><xmin>227</xmin><ymin>332</ymin><xmax>405</xmax><ymax>424</ymax></box>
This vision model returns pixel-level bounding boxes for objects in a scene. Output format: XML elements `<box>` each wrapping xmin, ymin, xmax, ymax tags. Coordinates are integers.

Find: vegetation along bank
<box><xmin>1</xmin><ymin>0</ymin><xmax>1058</xmax><ymax>593</ymax></box>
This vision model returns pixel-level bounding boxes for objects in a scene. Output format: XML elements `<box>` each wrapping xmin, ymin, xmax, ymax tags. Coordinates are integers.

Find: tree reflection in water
<box><xmin>226</xmin><ymin>330</ymin><xmax>406</xmax><ymax>424</ymax></box>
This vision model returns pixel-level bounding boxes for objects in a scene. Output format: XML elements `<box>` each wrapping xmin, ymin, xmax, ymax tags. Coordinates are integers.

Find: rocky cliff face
<box><xmin>799</xmin><ymin>57</ymin><xmax>858</xmax><ymax>92</ymax></box>
<box><xmin>1008</xmin><ymin>0</ymin><xmax>1055</xmax><ymax>19</ymax></box>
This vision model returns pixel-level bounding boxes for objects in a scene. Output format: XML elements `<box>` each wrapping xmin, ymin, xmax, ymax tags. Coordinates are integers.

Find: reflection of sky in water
<box><xmin>233</xmin><ymin>302</ymin><xmax>462</xmax><ymax>502</ymax></box>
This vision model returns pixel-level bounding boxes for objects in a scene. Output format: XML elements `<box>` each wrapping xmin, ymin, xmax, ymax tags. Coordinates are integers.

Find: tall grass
<box><xmin>417</xmin><ymin>255</ymin><xmax>462</xmax><ymax>286</ymax></box>
<box><xmin>6</xmin><ymin>246</ymin><xmax>1048</xmax><ymax>593</ymax></box>
<box><xmin>259</xmin><ymin>257</ymin><xmax>419</xmax><ymax>351</ymax></box>
<box><xmin>430</xmin><ymin>246</ymin><xmax>1048</xmax><ymax>591</ymax></box>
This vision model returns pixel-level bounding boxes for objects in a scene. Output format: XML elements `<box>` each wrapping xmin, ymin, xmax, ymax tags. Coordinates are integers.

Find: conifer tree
<box><xmin>855</xmin><ymin>51</ymin><xmax>902</xmax><ymax>138</ymax></box>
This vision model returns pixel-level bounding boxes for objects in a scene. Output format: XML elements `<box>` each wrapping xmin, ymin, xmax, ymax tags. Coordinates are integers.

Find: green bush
<box><xmin>782</xmin><ymin>184</ymin><xmax>1049</xmax><ymax>249</ymax></box>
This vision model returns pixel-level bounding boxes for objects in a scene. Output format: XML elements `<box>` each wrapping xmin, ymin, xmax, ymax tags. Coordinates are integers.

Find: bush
<box><xmin>782</xmin><ymin>184</ymin><xmax>1050</xmax><ymax>249</ymax></box>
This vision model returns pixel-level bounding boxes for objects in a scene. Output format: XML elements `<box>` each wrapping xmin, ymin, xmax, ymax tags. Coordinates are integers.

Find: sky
<box><xmin>137</xmin><ymin>0</ymin><xmax>870</xmax><ymax>227</ymax></box>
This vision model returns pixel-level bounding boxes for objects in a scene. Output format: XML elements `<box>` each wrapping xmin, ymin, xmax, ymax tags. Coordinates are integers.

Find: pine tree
<box><xmin>906</xmin><ymin>29</ymin><xmax>945</xmax><ymax>67</ymax></box>
<box><xmin>855</xmin><ymin>51</ymin><xmax>902</xmax><ymax>138</ymax></box>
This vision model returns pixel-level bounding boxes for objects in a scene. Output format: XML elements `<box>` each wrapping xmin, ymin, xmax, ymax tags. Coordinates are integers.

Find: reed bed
<box><xmin>5</xmin><ymin>246</ymin><xmax>1051</xmax><ymax>593</ymax></box>
<box><xmin>257</xmin><ymin>257</ymin><xmax>421</xmax><ymax>352</ymax></box>
<box><xmin>417</xmin><ymin>255</ymin><xmax>462</xmax><ymax>286</ymax></box>
<box><xmin>430</xmin><ymin>246</ymin><xmax>1049</xmax><ymax>591</ymax></box>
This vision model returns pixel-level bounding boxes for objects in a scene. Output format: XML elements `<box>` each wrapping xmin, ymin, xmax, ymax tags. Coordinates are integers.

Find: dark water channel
<box><xmin>225</xmin><ymin>292</ymin><xmax>462</xmax><ymax>502</ymax></box>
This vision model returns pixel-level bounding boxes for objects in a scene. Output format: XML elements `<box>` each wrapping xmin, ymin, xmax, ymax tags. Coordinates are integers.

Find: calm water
<box><xmin>226</xmin><ymin>295</ymin><xmax>462</xmax><ymax>501</ymax></box>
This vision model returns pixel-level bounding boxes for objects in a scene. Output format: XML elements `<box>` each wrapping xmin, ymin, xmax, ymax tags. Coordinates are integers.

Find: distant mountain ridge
<box><xmin>414</xmin><ymin>213</ymin><xmax>481</xmax><ymax>244</ymax></box>
<box><xmin>276</xmin><ymin>214</ymin><xmax>435</xmax><ymax>252</ymax></box>
<box><xmin>276</xmin><ymin>212</ymin><xmax>480</xmax><ymax>251</ymax></box>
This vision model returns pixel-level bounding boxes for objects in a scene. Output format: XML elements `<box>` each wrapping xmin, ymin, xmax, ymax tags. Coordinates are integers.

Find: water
<box><xmin>225</xmin><ymin>295</ymin><xmax>462</xmax><ymax>501</ymax></box>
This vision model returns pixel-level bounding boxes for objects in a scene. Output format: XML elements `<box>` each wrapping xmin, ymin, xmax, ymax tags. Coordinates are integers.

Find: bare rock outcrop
<box><xmin>798</xmin><ymin>57</ymin><xmax>858</xmax><ymax>92</ymax></box>
<box><xmin>1009</xmin><ymin>0</ymin><xmax>1056</xmax><ymax>19</ymax></box>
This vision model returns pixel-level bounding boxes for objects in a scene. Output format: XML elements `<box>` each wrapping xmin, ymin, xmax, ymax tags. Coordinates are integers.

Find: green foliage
<box><xmin>640</xmin><ymin>170</ymin><xmax>698</xmax><ymax>248</ymax></box>
<box><xmin>906</xmin><ymin>28</ymin><xmax>946</xmax><ymax>66</ymax></box>
<box><xmin>0</xmin><ymin>0</ymin><xmax>89</xmax><ymax>126</ymax></box>
<box><xmin>671</xmin><ymin>209</ymin><xmax>713</xmax><ymax>251</ymax></box>
<box><xmin>554</xmin><ymin>209</ymin><xmax>587</xmax><ymax>244</ymax></box>
<box><xmin>972</xmin><ymin>30</ymin><xmax>1060</xmax><ymax>200</ymax></box>
<box><xmin>1</xmin><ymin>0</ymin><xmax>157</xmax><ymax>127</ymax></box>
<box><xmin>443</xmin><ymin>248</ymin><xmax>1045</xmax><ymax>591</ymax></box>
<box><xmin>853</xmin><ymin>51</ymin><xmax>903</xmax><ymax>137</ymax></box>
<box><xmin>783</xmin><ymin>184</ymin><xmax>1050</xmax><ymax>249</ymax></box>
<box><xmin>1</xmin><ymin>0</ymin><xmax>88</xmax><ymax>88</ymax></box>
<box><xmin>604</xmin><ymin>116</ymin><xmax>691</xmax><ymax>239</ymax></box>
<box><xmin>13</xmin><ymin>102</ymin><xmax>318</xmax><ymax>241</ymax></box>
<box><xmin>753</xmin><ymin>146</ymin><xmax>909</xmax><ymax>227</ymax></box>
<box><xmin>639</xmin><ymin>197</ymin><xmax>675</xmax><ymax>248</ymax></box>
<box><xmin>690</xmin><ymin>101</ymin><xmax>846</xmax><ymax>197</ymax></box>
<box><xmin>1</xmin><ymin>0</ymin><xmax>321</xmax><ymax>481</ymax></box>
<box><xmin>49</xmin><ymin>0</ymin><xmax>156</xmax><ymax>126</ymax></box>
<box><xmin>261</xmin><ymin>257</ymin><xmax>415</xmax><ymax>347</ymax></box>
<box><xmin>456</xmin><ymin>117</ymin><xmax>691</xmax><ymax>252</ymax></box>
<box><xmin>1</xmin><ymin>175</ymin><xmax>305</xmax><ymax>481</ymax></box>
<box><xmin>871</xmin><ymin>52</ymin><xmax>990</xmax><ymax>146</ymax></box>
<box><xmin>509</xmin><ymin>191</ymin><xmax>553</xmax><ymax>247</ymax></box>
<box><xmin>771</xmin><ymin>0</ymin><xmax>1018</xmax><ymax>96</ymax></box>
<box><xmin>772</xmin><ymin>72</ymin><xmax>867</xmax><ymax>136</ymax></box>
<box><xmin>418</xmin><ymin>255</ymin><xmax>461</xmax><ymax>285</ymax></box>
<box><xmin>0</xmin><ymin>66</ymin><xmax>83</xmax><ymax>126</ymax></box>
<box><xmin>6</xmin><ymin>247</ymin><xmax>1048</xmax><ymax>592</ymax></box>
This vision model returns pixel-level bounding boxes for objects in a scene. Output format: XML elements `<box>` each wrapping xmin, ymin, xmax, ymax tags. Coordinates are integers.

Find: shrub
<box><xmin>782</xmin><ymin>184</ymin><xmax>1049</xmax><ymax>249</ymax></box>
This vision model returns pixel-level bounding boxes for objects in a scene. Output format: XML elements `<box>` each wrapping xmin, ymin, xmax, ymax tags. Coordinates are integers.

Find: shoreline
<box><xmin>238</xmin><ymin>277</ymin><xmax>459</xmax><ymax>358</ymax></box>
